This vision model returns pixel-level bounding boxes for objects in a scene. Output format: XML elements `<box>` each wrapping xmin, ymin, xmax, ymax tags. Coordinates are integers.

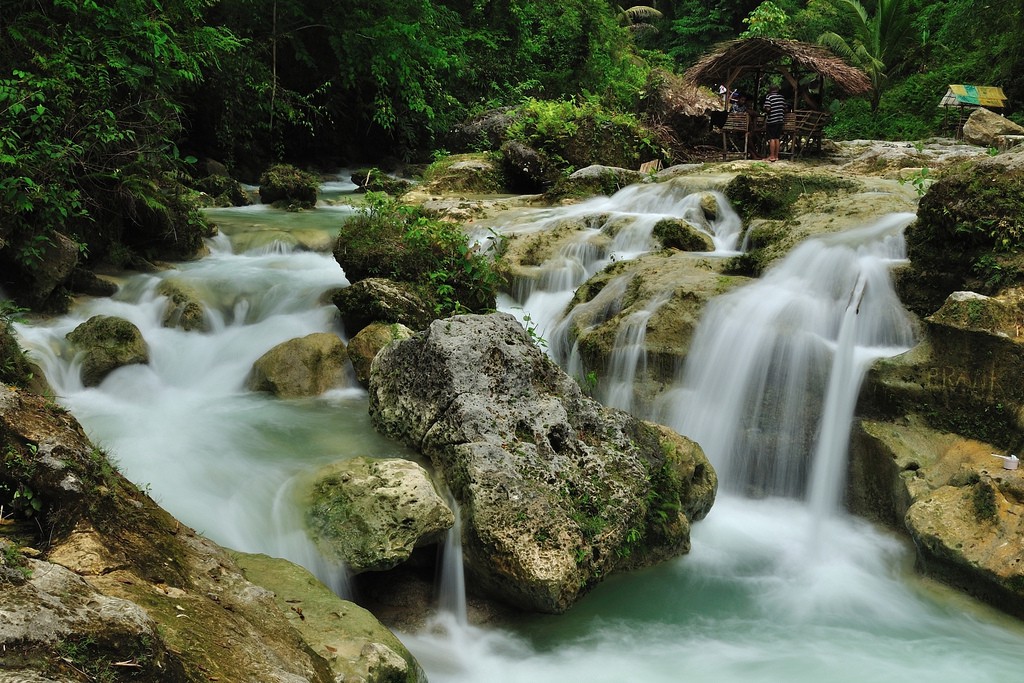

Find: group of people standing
<box><xmin>716</xmin><ymin>83</ymin><xmax>789</xmax><ymax>162</ymax></box>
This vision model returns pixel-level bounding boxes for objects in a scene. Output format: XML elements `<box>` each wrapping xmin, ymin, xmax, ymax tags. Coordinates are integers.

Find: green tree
<box><xmin>817</xmin><ymin>0</ymin><xmax>917</xmax><ymax>110</ymax></box>
<box><xmin>740</xmin><ymin>1</ymin><xmax>792</xmax><ymax>38</ymax></box>
<box><xmin>0</xmin><ymin>0</ymin><xmax>237</xmax><ymax>288</ymax></box>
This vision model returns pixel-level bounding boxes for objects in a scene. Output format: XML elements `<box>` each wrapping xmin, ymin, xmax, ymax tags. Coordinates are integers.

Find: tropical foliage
<box><xmin>817</xmin><ymin>0</ymin><xmax>916</xmax><ymax>110</ymax></box>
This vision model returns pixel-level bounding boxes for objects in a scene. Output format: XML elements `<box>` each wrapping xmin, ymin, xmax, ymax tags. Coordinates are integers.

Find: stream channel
<box><xmin>14</xmin><ymin>174</ymin><xmax>1024</xmax><ymax>682</ymax></box>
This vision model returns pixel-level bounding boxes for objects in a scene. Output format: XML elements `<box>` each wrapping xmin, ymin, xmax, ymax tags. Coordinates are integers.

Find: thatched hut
<box><xmin>685</xmin><ymin>38</ymin><xmax>871</xmax><ymax>158</ymax></box>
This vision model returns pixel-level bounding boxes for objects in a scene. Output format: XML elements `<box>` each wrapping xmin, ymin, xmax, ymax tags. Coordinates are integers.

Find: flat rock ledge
<box><xmin>368</xmin><ymin>312</ymin><xmax>716</xmax><ymax>613</ymax></box>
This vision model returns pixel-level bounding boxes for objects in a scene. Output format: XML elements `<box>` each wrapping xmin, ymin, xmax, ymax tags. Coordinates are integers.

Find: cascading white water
<box><xmin>438</xmin><ymin>494</ymin><xmax>468</xmax><ymax>627</ymax></box>
<box><xmin>492</xmin><ymin>179</ymin><xmax>745</xmax><ymax>344</ymax></box>
<box><xmin>658</xmin><ymin>214</ymin><xmax>918</xmax><ymax>501</ymax></box>
<box><xmin>13</xmin><ymin>201</ymin><xmax>411</xmax><ymax>597</ymax></box>
<box><xmin>601</xmin><ymin>290</ymin><xmax>671</xmax><ymax>413</ymax></box>
<box><xmin>12</xmin><ymin>184</ymin><xmax>1024</xmax><ymax>683</ymax></box>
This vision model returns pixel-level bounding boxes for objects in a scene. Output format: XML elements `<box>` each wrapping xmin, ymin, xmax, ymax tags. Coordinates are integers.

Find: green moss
<box><xmin>904</xmin><ymin>161</ymin><xmax>1024</xmax><ymax>313</ymax></box>
<box><xmin>258</xmin><ymin>164</ymin><xmax>319</xmax><ymax>209</ymax></box>
<box><xmin>725</xmin><ymin>172</ymin><xmax>857</xmax><ymax>222</ymax></box>
<box><xmin>973</xmin><ymin>479</ymin><xmax>998</xmax><ymax>521</ymax></box>
<box><xmin>652</xmin><ymin>218</ymin><xmax>712</xmax><ymax>251</ymax></box>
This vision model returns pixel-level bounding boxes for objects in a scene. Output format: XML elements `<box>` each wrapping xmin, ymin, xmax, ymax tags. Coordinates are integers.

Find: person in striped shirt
<box><xmin>763</xmin><ymin>85</ymin><xmax>787</xmax><ymax>162</ymax></box>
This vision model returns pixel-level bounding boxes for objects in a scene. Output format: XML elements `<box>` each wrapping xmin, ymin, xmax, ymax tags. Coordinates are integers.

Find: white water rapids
<box><xmin>13</xmin><ymin>177</ymin><xmax>1024</xmax><ymax>682</ymax></box>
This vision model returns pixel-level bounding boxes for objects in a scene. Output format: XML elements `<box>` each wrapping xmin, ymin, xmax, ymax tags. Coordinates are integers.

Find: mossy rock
<box><xmin>546</xmin><ymin>165</ymin><xmax>644</xmax><ymax>202</ymax></box>
<box><xmin>65</xmin><ymin>315</ymin><xmax>149</xmax><ymax>387</ymax></box>
<box><xmin>195</xmin><ymin>173</ymin><xmax>251</xmax><ymax>208</ymax></box>
<box><xmin>902</xmin><ymin>157</ymin><xmax>1024</xmax><ymax>316</ymax></box>
<box><xmin>724</xmin><ymin>172</ymin><xmax>857</xmax><ymax>222</ymax></box>
<box><xmin>652</xmin><ymin>218</ymin><xmax>714</xmax><ymax>252</ymax></box>
<box><xmin>332</xmin><ymin>279</ymin><xmax>436</xmax><ymax>336</ymax></box>
<box><xmin>420</xmin><ymin>154</ymin><xmax>506</xmax><ymax>194</ymax></box>
<box><xmin>350</xmin><ymin>167</ymin><xmax>413</xmax><ymax>196</ymax></box>
<box><xmin>259</xmin><ymin>164</ymin><xmax>319</xmax><ymax>209</ymax></box>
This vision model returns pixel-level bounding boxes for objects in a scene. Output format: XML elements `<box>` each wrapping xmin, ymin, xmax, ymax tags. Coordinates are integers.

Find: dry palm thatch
<box><xmin>684</xmin><ymin>37</ymin><xmax>872</xmax><ymax>96</ymax></box>
<box><xmin>643</xmin><ymin>68</ymin><xmax>721</xmax><ymax>118</ymax></box>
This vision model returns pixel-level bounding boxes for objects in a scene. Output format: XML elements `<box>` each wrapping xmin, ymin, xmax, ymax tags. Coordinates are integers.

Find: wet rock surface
<box><xmin>248</xmin><ymin>332</ymin><xmax>349</xmax><ymax>398</ymax></box>
<box><xmin>65</xmin><ymin>315</ymin><xmax>149</xmax><ymax>387</ymax></box>
<box><xmin>368</xmin><ymin>312</ymin><xmax>716</xmax><ymax>613</ymax></box>
<box><xmin>305</xmin><ymin>456</ymin><xmax>454</xmax><ymax>573</ymax></box>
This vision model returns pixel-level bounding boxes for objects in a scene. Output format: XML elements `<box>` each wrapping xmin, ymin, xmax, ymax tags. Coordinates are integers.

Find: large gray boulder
<box><xmin>369</xmin><ymin>312</ymin><xmax>716</xmax><ymax>613</ymax></box>
<box><xmin>306</xmin><ymin>457</ymin><xmax>454</xmax><ymax>573</ymax></box>
<box><xmin>65</xmin><ymin>315</ymin><xmax>149</xmax><ymax>387</ymax></box>
<box><xmin>248</xmin><ymin>332</ymin><xmax>349</xmax><ymax>398</ymax></box>
<box><xmin>962</xmin><ymin>107</ymin><xmax>1024</xmax><ymax>148</ymax></box>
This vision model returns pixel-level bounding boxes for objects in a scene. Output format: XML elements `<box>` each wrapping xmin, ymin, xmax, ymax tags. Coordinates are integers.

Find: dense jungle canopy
<box><xmin>1</xmin><ymin>0</ymin><xmax>1023</xmax><ymax>296</ymax></box>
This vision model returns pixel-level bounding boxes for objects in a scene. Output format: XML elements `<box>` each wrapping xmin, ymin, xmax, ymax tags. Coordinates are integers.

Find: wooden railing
<box><xmin>715</xmin><ymin>110</ymin><xmax>831</xmax><ymax>158</ymax></box>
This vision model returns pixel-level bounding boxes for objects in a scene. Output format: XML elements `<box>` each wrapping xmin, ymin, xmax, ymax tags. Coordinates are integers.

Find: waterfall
<box><xmin>13</xmin><ymin>183</ymin><xmax>1024</xmax><ymax>683</ymax></box>
<box><xmin>658</xmin><ymin>214</ymin><xmax>918</xmax><ymax>503</ymax></box>
<box><xmin>601</xmin><ymin>291</ymin><xmax>671</xmax><ymax>413</ymax></box>
<box><xmin>438</xmin><ymin>494</ymin><xmax>468</xmax><ymax>627</ymax></box>
<box><xmin>492</xmin><ymin>180</ymin><xmax>746</xmax><ymax>345</ymax></box>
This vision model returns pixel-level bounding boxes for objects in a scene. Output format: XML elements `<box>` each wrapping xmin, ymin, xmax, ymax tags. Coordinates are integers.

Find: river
<box><xmin>14</xmin><ymin>175</ymin><xmax>1024</xmax><ymax>682</ymax></box>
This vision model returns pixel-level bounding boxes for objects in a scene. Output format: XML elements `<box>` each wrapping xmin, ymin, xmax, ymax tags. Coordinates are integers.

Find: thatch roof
<box><xmin>645</xmin><ymin>68</ymin><xmax>721</xmax><ymax>117</ymax></box>
<box><xmin>685</xmin><ymin>38</ymin><xmax>871</xmax><ymax>96</ymax></box>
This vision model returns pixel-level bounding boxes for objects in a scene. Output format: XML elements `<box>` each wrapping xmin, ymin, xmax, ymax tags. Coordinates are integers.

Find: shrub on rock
<box><xmin>258</xmin><ymin>164</ymin><xmax>318</xmax><ymax>209</ymax></box>
<box><xmin>333</xmin><ymin>192</ymin><xmax>499</xmax><ymax>316</ymax></box>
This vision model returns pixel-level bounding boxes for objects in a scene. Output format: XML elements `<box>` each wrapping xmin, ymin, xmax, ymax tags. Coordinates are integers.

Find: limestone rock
<box><xmin>248</xmin><ymin>332</ymin><xmax>348</xmax><ymax>398</ymax></box>
<box><xmin>67</xmin><ymin>267</ymin><xmax>118</xmax><ymax>298</ymax></box>
<box><xmin>0</xmin><ymin>557</ymin><xmax>184</xmax><ymax>681</ymax></box>
<box><xmin>350</xmin><ymin>168</ymin><xmax>414</xmax><ymax>196</ymax></box>
<box><xmin>368</xmin><ymin>312</ymin><xmax>716</xmax><ymax>613</ymax></box>
<box><xmin>926</xmin><ymin>290</ymin><xmax>1020</xmax><ymax>336</ymax></box>
<box><xmin>902</xmin><ymin>152</ymin><xmax>1024</xmax><ymax>316</ymax></box>
<box><xmin>962</xmin><ymin>107</ymin><xmax>1024</xmax><ymax>148</ymax></box>
<box><xmin>332</xmin><ymin>278</ymin><xmax>435</xmax><ymax>336</ymax></box>
<box><xmin>849</xmin><ymin>419</ymin><xmax>1024</xmax><ymax>618</ymax></box>
<box><xmin>420</xmin><ymin>154</ymin><xmax>506</xmax><ymax>195</ymax></box>
<box><xmin>446</xmin><ymin>107</ymin><xmax>516</xmax><ymax>152</ymax></box>
<box><xmin>501</xmin><ymin>139</ymin><xmax>556</xmax><ymax>192</ymax></box>
<box><xmin>348</xmin><ymin>322</ymin><xmax>414</xmax><ymax>388</ymax></box>
<box><xmin>195</xmin><ymin>173</ymin><xmax>252</xmax><ymax>208</ymax></box>
<box><xmin>0</xmin><ymin>383</ymin><xmax>426</xmax><ymax>682</ymax></box>
<box><xmin>0</xmin><ymin>230</ymin><xmax>80</xmax><ymax>310</ymax></box>
<box><xmin>157</xmin><ymin>279</ymin><xmax>208</xmax><ymax>331</ymax></box>
<box><xmin>305</xmin><ymin>457</ymin><xmax>454</xmax><ymax>573</ymax></box>
<box><xmin>231</xmin><ymin>552</ymin><xmax>425</xmax><ymax>683</ymax></box>
<box><xmin>862</xmin><ymin>290</ymin><xmax>1024</xmax><ymax>449</ymax></box>
<box><xmin>65</xmin><ymin>315</ymin><xmax>149</xmax><ymax>387</ymax></box>
<box><xmin>547</xmin><ymin>165</ymin><xmax>644</xmax><ymax>201</ymax></box>
<box><xmin>652</xmin><ymin>217</ymin><xmax>714</xmax><ymax>251</ymax></box>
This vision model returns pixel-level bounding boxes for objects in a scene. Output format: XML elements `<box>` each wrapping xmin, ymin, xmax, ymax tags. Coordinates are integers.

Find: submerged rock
<box><xmin>305</xmin><ymin>456</ymin><xmax>454</xmax><ymax>573</ymax></box>
<box><xmin>65</xmin><ymin>315</ymin><xmax>149</xmax><ymax>387</ymax></box>
<box><xmin>369</xmin><ymin>312</ymin><xmax>716</xmax><ymax>613</ymax></box>
<box><xmin>248</xmin><ymin>332</ymin><xmax>349</xmax><ymax>398</ymax></box>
